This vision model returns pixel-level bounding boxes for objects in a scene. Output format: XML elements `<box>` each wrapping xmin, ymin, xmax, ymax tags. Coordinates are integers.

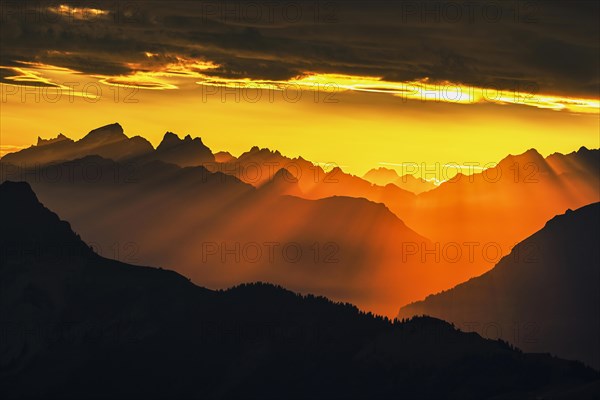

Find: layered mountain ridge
<box><xmin>1</xmin><ymin>123</ymin><xmax>598</xmax><ymax>317</ymax></box>
<box><xmin>1</xmin><ymin>180</ymin><xmax>598</xmax><ymax>399</ymax></box>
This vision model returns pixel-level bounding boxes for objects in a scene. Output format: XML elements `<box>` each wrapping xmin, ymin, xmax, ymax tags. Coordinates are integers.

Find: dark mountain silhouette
<box><xmin>0</xmin><ymin>156</ymin><xmax>431</xmax><ymax>316</ymax></box>
<box><xmin>546</xmin><ymin>146</ymin><xmax>598</xmax><ymax>172</ymax></box>
<box><xmin>398</xmin><ymin>203</ymin><xmax>600</xmax><ymax>370</ymax></box>
<box><xmin>1</xmin><ymin>123</ymin><xmax>154</xmax><ymax>166</ymax></box>
<box><xmin>363</xmin><ymin>167</ymin><xmax>436</xmax><ymax>194</ymax></box>
<box><xmin>151</xmin><ymin>131</ymin><xmax>215</xmax><ymax>166</ymax></box>
<box><xmin>36</xmin><ymin>133</ymin><xmax>71</xmax><ymax>146</ymax></box>
<box><xmin>0</xmin><ymin>123</ymin><xmax>214</xmax><ymax>168</ymax></box>
<box><xmin>1</xmin><ymin>181</ymin><xmax>598</xmax><ymax>399</ymax></box>
<box><xmin>0</xmin><ymin>181</ymin><xmax>92</xmax><ymax>260</ymax></box>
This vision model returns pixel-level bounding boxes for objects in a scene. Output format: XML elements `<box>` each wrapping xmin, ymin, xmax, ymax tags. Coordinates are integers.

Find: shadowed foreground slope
<box><xmin>1</xmin><ymin>181</ymin><xmax>598</xmax><ymax>399</ymax></box>
<box><xmin>399</xmin><ymin>202</ymin><xmax>600</xmax><ymax>370</ymax></box>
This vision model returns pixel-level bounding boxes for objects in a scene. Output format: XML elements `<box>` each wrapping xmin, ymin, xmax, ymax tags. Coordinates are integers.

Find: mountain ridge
<box><xmin>398</xmin><ymin>202</ymin><xmax>600</xmax><ymax>369</ymax></box>
<box><xmin>0</xmin><ymin>123</ymin><xmax>215</xmax><ymax>167</ymax></box>
<box><xmin>1</xmin><ymin>180</ymin><xmax>599</xmax><ymax>399</ymax></box>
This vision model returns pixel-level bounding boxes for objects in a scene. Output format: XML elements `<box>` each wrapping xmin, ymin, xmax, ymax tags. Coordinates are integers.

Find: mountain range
<box><xmin>1</xmin><ymin>124</ymin><xmax>598</xmax><ymax>316</ymax></box>
<box><xmin>1</xmin><ymin>123</ymin><xmax>215</xmax><ymax>167</ymax></box>
<box><xmin>0</xmin><ymin>154</ymin><xmax>431</xmax><ymax>316</ymax></box>
<box><xmin>2</xmin><ymin>180</ymin><xmax>598</xmax><ymax>399</ymax></box>
<box><xmin>403</xmin><ymin>147</ymin><xmax>599</xmax><ymax>245</ymax></box>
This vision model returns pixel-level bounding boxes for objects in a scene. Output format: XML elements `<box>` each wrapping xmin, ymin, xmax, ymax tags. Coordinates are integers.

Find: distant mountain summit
<box><xmin>81</xmin><ymin>122</ymin><xmax>127</xmax><ymax>143</ymax></box>
<box><xmin>400</xmin><ymin>147</ymin><xmax>600</xmax><ymax>280</ymax></box>
<box><xmin>363</xmin><ymin>167</ymin><xmax>400</xmax><ymax>185</ymax></box>
<box><xmin>236</xmin><ymin>146</ymin><xmax>284</xmax><ymax>165</ymax></box>
<box><xmin>214</xmin><ymin>150</ymin><xmax>236</xmax><ymax>163</ymax></box>
<box><xmin>399</xmin><ymin>202</ymin><xmax>600</xmax><ymax>369</ymax></box>
<box><xmin>36</xmin><ymin>133</ymin><xmax>71</xmax><ymax>146</ymax></box>
<box><xmin>363</xmin><ymin>167</ymin><xmax>436</xmax><ymax>194</ymax></box>
<box><xmin>209</xmin><ymin>145</ymin><xmax>417</xmax><ymax>214</ymax></box>
<box><xmin>1</xmin><ymin>123</ymin><xmax>214</xmax><ymax>167</ymax></box>
<box><xmin>547</xmin><ymin>146</ymin><xmax>599</xmax><ymax>175</ymax></box>
<box><xmin>257</xmin><ymin>167</ymin><xmax>303</xmax><ymax>197</ymax></box>
<box><xmin>495</xmin><ymin>147</ymin><xmax>556</xmax><ymax>177</ymax></box>
<box><xmin>153</xmin><ymin>131</ymin><xmax>215</xmax><ymax>166</ymax></box>
<box><xmin>1</xmin><ymin>123</ymin><xmax>153</xmax><ymax>165</ymax></box>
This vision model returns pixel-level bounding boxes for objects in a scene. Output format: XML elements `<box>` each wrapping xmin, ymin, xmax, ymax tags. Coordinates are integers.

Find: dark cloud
<box><xmin>0</xmin><ymin>0</ymin><xmax>597</xmax><ymax>97</ymax></box>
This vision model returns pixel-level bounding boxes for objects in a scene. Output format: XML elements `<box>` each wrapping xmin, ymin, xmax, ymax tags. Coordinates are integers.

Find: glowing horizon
<box><xmin>1</xmin><ymin>60</ymin><xmax>599</xmax><ymax>180</ymax></box>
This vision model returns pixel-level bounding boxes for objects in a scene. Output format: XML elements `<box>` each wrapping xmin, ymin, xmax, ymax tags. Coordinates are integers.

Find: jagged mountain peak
<box><xmin>36</xmin><ymin>133</ymin><xmax>71</xmax><ymax>147</ymax></box>
<box><xmin>246</xmin><ymin>146</ymin><xmax>281</xmax><ymax>156</ymax></box>
<box><xmin>159</xmin><ymin>132</ymin><xmax>206</xmax><ymax>147</ymax></box>
<box><xmin>154</xmin><ymin>131</ymin><xmax>214</xmax><ymax>166</ymax></box>
<box><xmin>498</xmin><ymin>147</ymin><xmax>545</xmax><ymax>164</ymax></box>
